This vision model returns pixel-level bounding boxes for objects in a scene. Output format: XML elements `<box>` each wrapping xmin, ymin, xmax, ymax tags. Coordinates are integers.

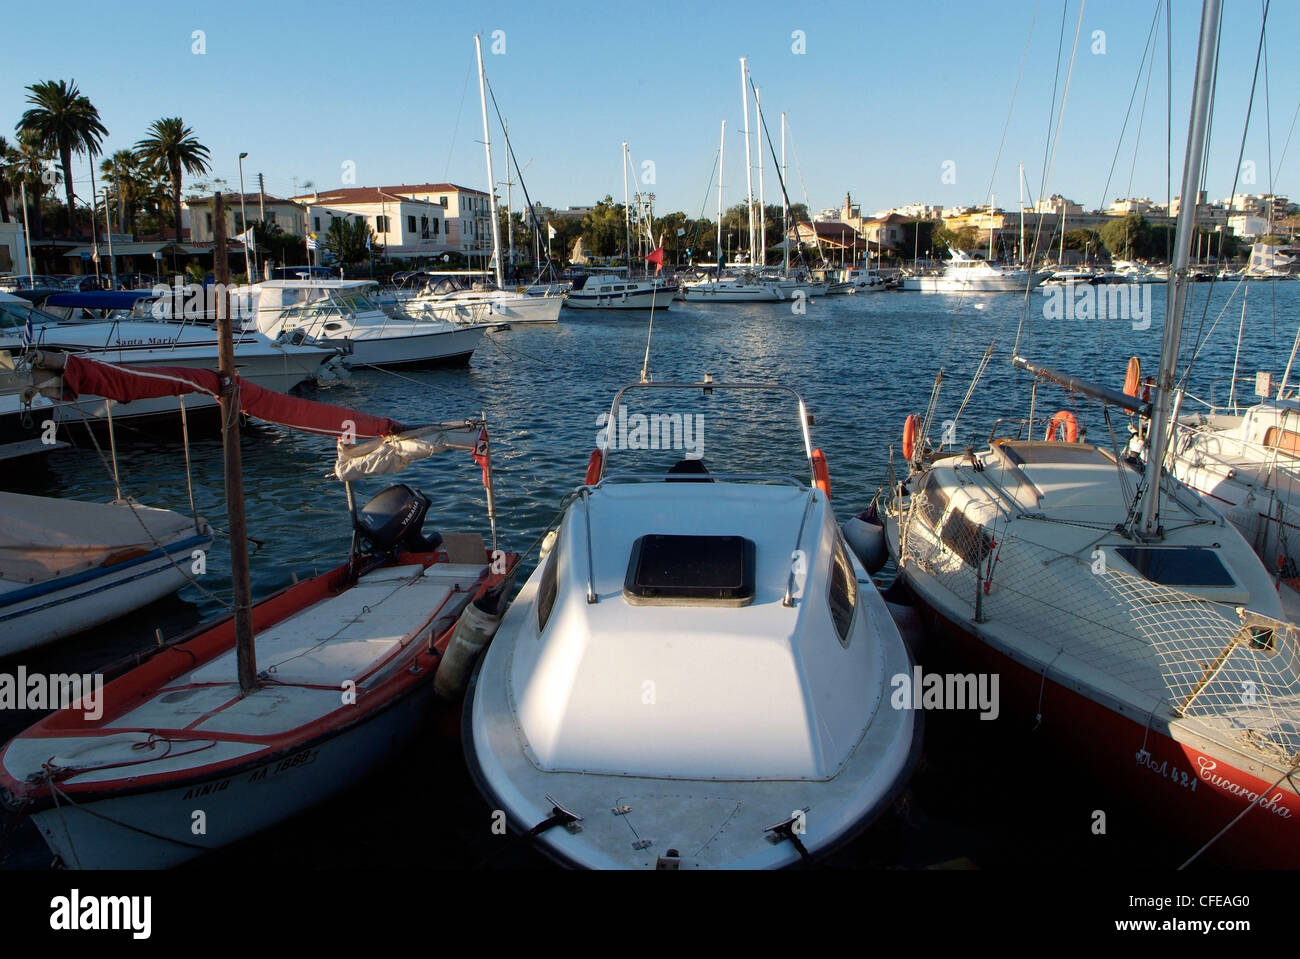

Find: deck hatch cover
<box><xmin>1113</xmin><ymin>546</ymin><xmax>1235</xmax><ymax>588</ymax></box>
<box><xmin>623</xmin><ymin>534</ymin><xmax>755</xmax><ymax>606</ymax></box>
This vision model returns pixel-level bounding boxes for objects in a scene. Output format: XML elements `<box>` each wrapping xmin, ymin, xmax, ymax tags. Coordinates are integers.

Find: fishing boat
<box><xmin>863</xmin><ymin>0</ymin><xmax>1300</xmax><ymax>868</ymax></box>
<box><xmin>0</xmin><ymin>490</ymin><xmax>211</xmax><ymax>656</ymax></box>
<box><xmin>252</xmin><ymin>279</ymin><xmax>486</xmax><ymax>369</ymax></box>
<box><xmin>0</xmin><ymin>352</ymin><xmax>515</xmax><ymax>868</ymax></box>
<box><xmin>901</xmin><ymin>250</ymin><xmax>1050</xmax><ymax>293</ymax></box>
<box><xmin>464</xmin><ymin>379</ymin><xmax>921</xmax><ymax>869</ymax></box>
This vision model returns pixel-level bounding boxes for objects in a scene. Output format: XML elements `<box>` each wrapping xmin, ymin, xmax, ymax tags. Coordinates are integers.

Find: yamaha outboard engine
<box><xmin>353</xmin><ymin>484</ymin><xmax>443</xmax><ymax>557</ymax></box>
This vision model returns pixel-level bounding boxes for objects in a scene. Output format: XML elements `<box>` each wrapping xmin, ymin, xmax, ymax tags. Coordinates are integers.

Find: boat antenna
<box><xmin>214</xmin><ymin>192</ymin><xmax>259</xmax><ymax>696</ymax></box>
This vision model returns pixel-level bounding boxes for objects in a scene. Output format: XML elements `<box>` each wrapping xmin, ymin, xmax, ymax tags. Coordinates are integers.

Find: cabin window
<box><xmin>828</xmin><ymin>536</ymin><xmax>858</xmax><ymax>645</ymax></box>
<box><xmin>1113</xmin><ymin>547</ymin><xmax>1235</xmax><ymax>588</ymax></box>
<box><xmin>536</xmin><ymin>527</ymin><xmax>562</xmax><ymax>632</ymax></box>
<box><xmin>1263</xmin><ymin>426</ymin><xmax>1300</xmax><ymax>459</ymax></box>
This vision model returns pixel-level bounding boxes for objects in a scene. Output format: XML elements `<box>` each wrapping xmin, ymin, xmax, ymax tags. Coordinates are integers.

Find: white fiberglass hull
<box><xmin>902</xmin><ymin>272</ymin><xmax>1046</xmax><ymax>292</ymax></box>
<box><xmin>676</xmin><ymin>282</ymin><xmax>783</xmax><ymax>303</ymax></box>
<box><xmin>329</xmin><ymin>324</ymin><xmax>485</xmax><ymax>369</ymax></box>
<box><xmin>565</xmin><ymin>286</ymin><xmax>674</xmax><ymax>310</ymax></box>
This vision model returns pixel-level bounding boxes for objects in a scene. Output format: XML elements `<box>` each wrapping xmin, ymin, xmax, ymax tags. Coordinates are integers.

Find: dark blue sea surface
<box><xmin>3</xmin><ymin>280</ymin><xmax>1296</xmax><ymax>869</ymax></box>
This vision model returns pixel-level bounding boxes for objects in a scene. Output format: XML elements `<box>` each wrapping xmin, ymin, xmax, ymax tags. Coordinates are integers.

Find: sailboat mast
<box><xmin>717</xmin><ymin>120</ymin><xmax>726</xmax><ymax>269</ymax></box>
<box><xmin>475</xmin><ymin>34</ymin><xmax>504</xmax><ymax>289</ymax></box>
<box><xmin>623</xmin><ymin>141</ymin><xmax>633</xmax><ymax>278</ymax></box>
<box><xmin>781</xmin><ymin>112</ymin><xmax>789</xmax><ymax>274</ymax></box>
<box><xmin>988</xmin><ymin>193</ymin><xmax>995</xmax><ymax>261</ymax></box>
<box><xmin>504</xmin><ymin>120</ymin><xmax>514</xmax><ymax>286</ymax></box>
<box><xmin>740</xmin><ymin>57</ymin><xmax>756</xmax><ymax>263</ymax></box>
<box><xmin>1139</xmin><ymin>0</ymin><xmax>1222</xmax><ymax>538</ymax></box>
<box><xmin>213</xmin><ymin>193</ymin><xmax>257</xmax><ymax>696</ymax></box>
<box><xmin>756</xmin><ymin>85</ymin><xmax>766</xmax><ymax>267</ymax></box>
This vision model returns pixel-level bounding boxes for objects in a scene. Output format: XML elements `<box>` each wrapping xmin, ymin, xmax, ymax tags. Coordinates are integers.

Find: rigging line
<box><xmin>443</xmin><ymin>55</ymin><xmax>475</xmax><ymax>181</ymax></box>
<box><xmin>982</xmin><ymin>0</ymin><xmax>1042</xmax><ymax>223</ymax></box>
<box><xmin>1126</xmin><ymin>8</ymin><xmax>1161</xmax><ymax>201</ymax></box>
<box><xmin>1013</xmin><ymin>0</ymin><xmax>1077</xmax><ymax>360</ymax></box>
<box><xmin>1271</xmin><ymin>96</ymin><xmax>1300</xmax><ymax>187</ymax></box>
<box><xmin>485</xmin><ymin>79</ymin><xmax>555</xmax><ymax>279</ymax></box>
<box><xmin>1178</xmin><ymin>0</ymin><xmax>1270</xmax><ymax>393</ymax></box>
<box><xmin>1097</xmin><ymin>1</ymin><xmax>1163</xmax><ymax>213</ymax></box>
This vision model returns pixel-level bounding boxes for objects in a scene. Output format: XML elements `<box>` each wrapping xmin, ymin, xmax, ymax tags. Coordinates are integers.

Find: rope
<box><xmin>1178</xmin><ymin>761</ymin><xmax>1298</xmax><ymax>869</ymax></box>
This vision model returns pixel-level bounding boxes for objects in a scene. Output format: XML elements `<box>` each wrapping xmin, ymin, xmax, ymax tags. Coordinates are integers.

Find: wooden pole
<box><xmin>214</xmin><ymin>193</ymin><xmax>258</xmax><ymax>695</ymax></box>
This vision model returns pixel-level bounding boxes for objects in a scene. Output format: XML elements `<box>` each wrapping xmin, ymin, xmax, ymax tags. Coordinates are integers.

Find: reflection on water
<box><xmin>2</xmin><ymin>281</ymin><xmax>1294</xmax><ymax>869</ymax></box>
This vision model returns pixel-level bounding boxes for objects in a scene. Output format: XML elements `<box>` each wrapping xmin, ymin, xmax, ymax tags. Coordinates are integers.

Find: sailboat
<box><xmin>857</xmin><ymin>0</ymin><xmax>1300</xmax><ymax>867</ymax></box>
<box><xmin>464</xmin><ymin>379</ymin><xmax>921</xmax><ymax>869</ymax></box>
<box><xmin>0</xmin><ymin>337</ymin><xmax>514</xmax><ymax>867</ymax></box>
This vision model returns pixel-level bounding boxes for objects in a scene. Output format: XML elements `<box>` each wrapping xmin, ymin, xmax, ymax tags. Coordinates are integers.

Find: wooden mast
<box><xmin>214</xmin><ymin>192</ymin><xmax>258</xmax><ymax>695</ymax></box>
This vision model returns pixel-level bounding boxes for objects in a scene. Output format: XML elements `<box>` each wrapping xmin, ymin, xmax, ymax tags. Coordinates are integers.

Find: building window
<box><xmin>205</xmin><ymin>212</ymin><xmax>213</xmax><ymax>231</ymax></box>
<box><xmin>408</xmin><ymin>215</ymin><xmax>417</xmax><ymax>233</ymax></box>
<box><xmin>313</xmin><ymin>216</ymin><xmax>321</xmax><ymax>232</ymax></box>
<box><xmin>433</xmin><ymin>219</ymin><xmax>439</xmax><ymax>235</ymax></box>
<box><xmin>420</xmin><ymin>215</ymin><xmax>431</xmax><ymax>239</ymax></box>
<box><xmin>376</xmin><ymin>215</ymin><xmax>389</xmax><ymax>232</ymax></box>
<box><xmin>440</xmin><ymin>196</ymin><xmax>448</xmax><ymax>207</ymax></box>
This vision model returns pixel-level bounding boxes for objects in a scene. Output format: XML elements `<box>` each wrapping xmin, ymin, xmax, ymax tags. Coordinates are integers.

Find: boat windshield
<box><xmin>0</xmin><ymin>297</ymin><xmax>63</xmax><ymax>331</ymax></box>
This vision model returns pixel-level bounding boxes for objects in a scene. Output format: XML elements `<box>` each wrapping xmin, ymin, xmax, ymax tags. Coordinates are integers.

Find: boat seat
<box><xmin>667</xmin><ymin>458</ymin><xmax>712</xmax><ymax>483</ymax></box>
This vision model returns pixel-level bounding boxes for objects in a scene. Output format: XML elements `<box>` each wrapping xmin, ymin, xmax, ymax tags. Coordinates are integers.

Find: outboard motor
<box><xmin>353</xmin><ymin>483</ymin><xmax>443</xmax><ymax>557</ymax></box>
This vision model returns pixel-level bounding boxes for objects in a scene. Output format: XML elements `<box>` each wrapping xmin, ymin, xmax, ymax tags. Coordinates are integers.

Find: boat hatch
<box><xmin>623</xmin><ymin>534</ymin><xmax>755</xmax><ymax>607</ymax></box>
<box><xmin>1113</xmin><ymin>546</ymin><xmax>1235</xmax><ymax>589</ymax></box>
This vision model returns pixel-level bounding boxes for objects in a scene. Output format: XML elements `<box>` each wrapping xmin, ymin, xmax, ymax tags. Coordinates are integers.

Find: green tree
<box><xmin>17</xmin><ymin>79</ymin><xmax>108</xmax><ymax>237</ymax></box>
<box><xmin>1099</xmin><ymin>213</ymin><xmax>1152</xmax><ymax>260</ymax></box>
<box><xmin>11</xmin><ymin>129</ymin><xmax>56</xmax><ymax>240</ymax></box>
<box><xmin>323</xmin><ymin>215</ymin><xmax>374</xmax><ymax>266</ymax></box>
<box><xmin>134</xmin><ymin>117</ymin><xmax>211</xmax><ymax>247</ymax></box>
<box><xmin>579</xmin><ymin>196</ymin><xmax>627</xmax><ymax>258</ymax></box>
<box><xmin>1063</xmin><ymin>228</ymin><xmax>1103</xmax><ymax>256</ymax></box>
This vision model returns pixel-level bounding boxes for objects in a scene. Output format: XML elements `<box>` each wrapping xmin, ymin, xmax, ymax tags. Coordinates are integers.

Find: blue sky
<box><xmin>4</xmin><ymin>0</ymin><xmax>1297</xmax><ymax>219</ymax></box>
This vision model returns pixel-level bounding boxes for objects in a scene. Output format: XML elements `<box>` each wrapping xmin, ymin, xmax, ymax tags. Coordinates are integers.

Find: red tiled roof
<box><xmin>289</xmin><ymin>184</ymin><xmax>486</xmax><ymax>205</ymax></box>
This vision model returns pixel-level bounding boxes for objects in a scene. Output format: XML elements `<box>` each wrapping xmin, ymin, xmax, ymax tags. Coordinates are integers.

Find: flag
<box><xmin>236</xmin><ymin>227</ymin><xmax>257</xmax><ymax>251</ymax></box>
<box><xmin>547</xmin><ymin>222</ymin><xmax>557</xmax><ymax>239</ymax></box>
<box><xmin>645</xmin><ymin>245</ymin><xmax>664</xmax><ymax>274</ymax></box>
<box><xmin>365</xmin><ymin>232</ymin><xmax>372</xmax><ymax>251</ymax></box>
<box><xmin>20</xmin><ymin>313</ymin><xmax>34</xmax><ymax>351</ymax></box>
<box><xmin>307</xmin><ymin>232</ymin><xmax>317</xmax><ymax>251</ymax></box>
<box><xmin>471</xmin><ymin>425</ymin><xmax>491</xmax><ymax>488</ymax></box>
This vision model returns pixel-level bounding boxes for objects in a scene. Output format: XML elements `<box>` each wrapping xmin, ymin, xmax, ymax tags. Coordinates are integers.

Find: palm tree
<box><xmin>133</xmin><ymin>118</ymin><xmax>210</xmax><ymax>250</ymax></box>
<box><xmin>17</xmin><ymin>79</ymin><xmax>108</xmax><ymax>237</ymax></box>
<box><xmin>100</xmin><ymin>149</ymin><xmax>152</xmax><ymax>236</ymax></box>
<box><xmin>0</xmin><ymin>137</ymin><xmax>14</xmax><ymax>223</ymax></box>
<box><xmin>13</xmin><ymin>129</ymin><xmax>55</xmax><ymax>241</ymax></box>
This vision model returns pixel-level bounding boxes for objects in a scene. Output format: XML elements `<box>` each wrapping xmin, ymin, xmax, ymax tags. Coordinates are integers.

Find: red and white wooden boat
<box><xmin>0</xmin><ymin>355</ymin><xmax>515</xmax><ymax>868</ymax></box>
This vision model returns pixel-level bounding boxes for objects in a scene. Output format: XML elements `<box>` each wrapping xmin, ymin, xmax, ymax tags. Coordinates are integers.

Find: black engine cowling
<box><xmin>353</xmin><ymin>483</ymin><xmax>443</xmax><ymax>555</ymax></box>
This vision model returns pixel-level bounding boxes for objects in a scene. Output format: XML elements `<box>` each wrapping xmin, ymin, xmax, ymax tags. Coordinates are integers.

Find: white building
<box><xmin>0</xmin><ymin>221</ymin><xmax>29</xmax><ymax>277</ymax></box>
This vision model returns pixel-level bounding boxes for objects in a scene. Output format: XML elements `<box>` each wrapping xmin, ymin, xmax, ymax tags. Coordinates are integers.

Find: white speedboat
<box><xmin>0</xmin><ymin>291</ymin><xmax>338</xmax><ymax>428</ymax></box>
<box><xmin>901</xmin><ymin>250</ymin><xmax>1049</xmax><ymax>292</ymax></box>
<box><xmin>0</xmin><ymin>491</ymin><xmax>212</xmax><ymax>656</ymax></box>
<box><xmin>824</xmin><ymin>266</ymin><xmax>889</xmax><ymax>294</ymax></box>
<box><xmin>564</xmin><ymin>274</ymin><xmax>674</xmax><ymax>310</ymax></box>
<box><xmin>254</xmin><ymin>279</ymin><xmax>486</xmax><ymax>368</ymax></box>
<box><xmin>465</xmin><ymin>380</ymin><xmax>920</xmax><ymax>869</ymax></box>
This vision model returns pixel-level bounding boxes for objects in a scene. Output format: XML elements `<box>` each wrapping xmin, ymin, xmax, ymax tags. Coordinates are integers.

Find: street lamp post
<box><xmin>238</xmin><ymin>153</ymin><xmax>254</xmax><ymax>280</ymax></box>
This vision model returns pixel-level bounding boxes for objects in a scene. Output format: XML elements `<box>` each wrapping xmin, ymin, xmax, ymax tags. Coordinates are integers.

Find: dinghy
<box><xmin>0</xmin><ymin>354</ymin><xmax>515</xmax><ymax>867</ymax></box>
<box><xmin>464</xmin><ymin>380</ymin><xmax>920</xmax><ymax>869</ymax></box>
<box><xmin>0</xmin><ymin>492</ymin><xmax>212</xmax><ymax>656</ymax></box>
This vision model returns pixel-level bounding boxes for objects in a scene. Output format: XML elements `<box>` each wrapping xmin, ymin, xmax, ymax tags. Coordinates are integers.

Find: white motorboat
<box><xmin>0</xmin><ymin>490</ymin><xmax>212</xmax><ymax>656</ymax></box>
<box><xmin>0</xmin><ymin>291</ymin><xmax>339</xmax><ymax>428</ymax></box>
<box><xmin>823</xmin><ymin>266</ymin><xmax>889</xmax><ymax>294</ymax></box>
<box><xmin>253</xmin><ymin>279</ymin><xmax>486</xmax><ymax>369</ymax></box>
<box><xmin>464</xmin><ymin>380</ymin><xmax>921</xmax><ymax>869</ymax></box>
<box><xmin>1112</xmin><ymin>259</ymin><xmax>1167</xmax><ymax>283</ymax></box>
<box><xmin>901</xmin><ymin>250</ymin><xmax>1050</xmax><ymax>292</ymax></box>
<box><xmin>675</xmin><ymin>271</ymin><xmax>785</xmax><ymax>303</ymax></box>
<box><xmin>564</xmin><ymin>273</ymin><xmax>674</xmax><ymax>310</ymax></box>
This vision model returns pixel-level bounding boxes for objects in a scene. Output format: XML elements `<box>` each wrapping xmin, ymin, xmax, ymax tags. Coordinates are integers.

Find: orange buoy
<box><xmin>1045</xmin><ymin>409</ymin><xmax>1080</xmax><ymax>443</ymax></box>
<box><xmin>584</xmin><ymin>448</ymin><xmax>603</xmax><ymax>485</ymax></box>
<box><xmin>1124</xmin><ymin>356</ymin><xmax>1141</xmax><ymax>397</ymax></box>
<box><xmin>902</xmin><ymin>414</ymin><xmax>921</xmax><ymax>461</ymax></box>
<box><xmin>811</xmin><ymin>448</ymin><xmax>831</xmax><ymax>499</ymax></box>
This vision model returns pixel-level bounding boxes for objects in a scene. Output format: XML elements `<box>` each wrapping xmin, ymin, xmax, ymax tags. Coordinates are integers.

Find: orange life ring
<box><xmin>584</xmin><ymin>448</ymin><xmax>603</xmax><ymax>485</ymax></box>
<box><xmin>1045</xmin><ymin>409</ymin><xmax>1079</xmax><ymax>443</ymax></box>
<box><xmin>811</xmin><ymin>448</ymin><xmax>831</xmax><ymax>499</ymax></box>
<box><xmin>1123</xmin><ymin>356</ymin><xmax>1141</xmax><ymax>397</ymax></box>
<box><xmin>902</xmin><ymin>414</ymin><xmax>921</xmax><ymax>461</ymax></box>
